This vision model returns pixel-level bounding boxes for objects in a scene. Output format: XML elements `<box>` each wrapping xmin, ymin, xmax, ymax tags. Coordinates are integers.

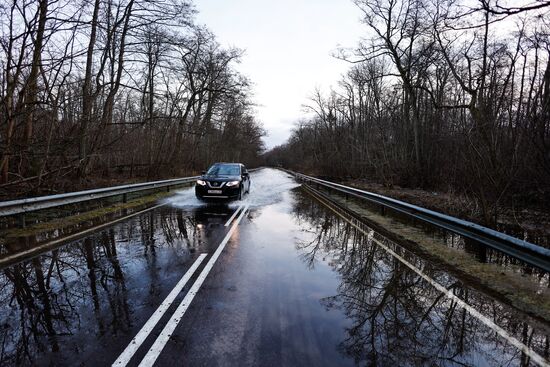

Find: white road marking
<box><xmin>224</xmin><ymin>204</ymin><xmax>243</xmax><ymax>227</ymax></box>
<box><xmin>309</xmin><ymin>190</ymin><xmax>549</xmax><ymax>367</ymax></box>
<box><xmin>138</xmin><ymin>205</ymin><xmax>249</xmax><ymax>367</ymax></box>
<box><xmin>112</xmin><ymin>253</ymin><xmax>208</xmax><ymax>367</ymax></box>
<box><xmin>380</xmin><ymin>240</ymin><xmax>549</xmax><ymax>367</ymax></box>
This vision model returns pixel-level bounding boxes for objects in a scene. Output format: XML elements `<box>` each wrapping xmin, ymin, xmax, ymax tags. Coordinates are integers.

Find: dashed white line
<box><xmin>224</xmin><ymin>204</ymin><xmax>243</xmax><ymax>227</ymax></box>
<box><xmin>112</xmin><ymin>253</ymin><xmax>208</xmax><ymax>367</ymax></box>
<box><xmin>138</xmin><ymin>205</ymin><xmax>249</xmax><ymax>367</ymax></box>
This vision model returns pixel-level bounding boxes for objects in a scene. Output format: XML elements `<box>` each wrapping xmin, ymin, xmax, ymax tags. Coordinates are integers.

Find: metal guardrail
<box><xmin>0</xmin><ymin>176</ymin><xmax>199</xmax><ymax>217</ymax></box>
<box><xmin>289</xmin><ymin>170</ymin><xmax>550</xmax><ymax>272</ymax></box>
<box><xmin>0</xmin><ymin>167</ymin><xmax>263</xmax><ymax>218</ymax></box>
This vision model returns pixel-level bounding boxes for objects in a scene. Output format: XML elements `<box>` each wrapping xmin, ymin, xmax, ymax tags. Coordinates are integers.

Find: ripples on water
<box><xmin>166</xmin><ymin>168</ymin><xmax>301</xmax><ymax>209</ymax></box>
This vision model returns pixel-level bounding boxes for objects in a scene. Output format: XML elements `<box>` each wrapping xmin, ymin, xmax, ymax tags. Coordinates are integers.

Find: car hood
<box><xmin>201</xmin><ymin>175</ymin><xmax>241</xmax><ymax>182</ymax></box>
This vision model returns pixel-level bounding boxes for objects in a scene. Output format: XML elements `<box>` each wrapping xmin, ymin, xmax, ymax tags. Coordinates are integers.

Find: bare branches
<box><xmin>269</xmin><ymin>0</ymin><xmax>550</xmax><ymax>225</ymax></box>
<box><xmin>480</xmin><ymin>0</ymin><xmax>550</xmax><ymax>16</ymax></box>
<box><xmin>0</xmin><ymin>0</ymin><xmax>265</xmax><ymax>195</ymax></box>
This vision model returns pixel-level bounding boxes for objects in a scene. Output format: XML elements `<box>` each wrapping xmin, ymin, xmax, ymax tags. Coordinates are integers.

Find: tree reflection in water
<box><xmin>0</xmin><ymin>207</ymin><xmax>202</xmax><ymax>366</ymax></box>
<box><xmin>291</xmin><ymin>192</ymin><xmax>550</xmax><ymax>366</ymax></box>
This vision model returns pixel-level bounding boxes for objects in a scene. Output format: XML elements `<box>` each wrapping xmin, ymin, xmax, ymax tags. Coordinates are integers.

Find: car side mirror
<box><xmin>201</xmin><ymin>170</ymin><xmax>206</xmax><ymax>175</ymax></box>
<box><xmin>243</xmin><ymin>172</ymin><xmax>249</xmax><ymax>177</ymax></box>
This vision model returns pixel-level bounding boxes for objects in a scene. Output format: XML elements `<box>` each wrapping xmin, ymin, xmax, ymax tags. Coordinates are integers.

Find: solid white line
<box><xmin>381</xmin><ymin>242</ymin><xmax>550</xmax><ymax>367</ymax></box>
<box><xmin>224</xmin><ymin>204</ymin><xmax>243</xmax><ymax>227</ymax></box>
<box><xmin>138</xmin><ymin>205</ymin><xmax>249</xmax><ymax>367</ymax></box>
<box><xmin>112</xmin><ymin>253</ymin><xmax>208</xmax><ymax>367</ymax></box>
<box><xmin>310</xmin><ymin>191</ymin><xmax>550</xmax><ymax>367</ymax></box>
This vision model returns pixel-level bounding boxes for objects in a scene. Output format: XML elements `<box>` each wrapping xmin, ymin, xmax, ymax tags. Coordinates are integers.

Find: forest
<box><xmin>0</xmin><ymin>0</ymin><xmax>265</xmax><ymax>198</ymax></box>
<box><xmin>2</xmin><ymin>0</ymin><xmax>549</xmax><ymax>227</ymax></box>
<box><xmin>265</xmin><ymin>0</ymin><xmax>550</xmax><ymax>225</ymax></box>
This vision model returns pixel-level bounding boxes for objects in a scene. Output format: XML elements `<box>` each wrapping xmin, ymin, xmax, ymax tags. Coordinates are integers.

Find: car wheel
<box><xmin>238</xmin><ymin>187</ymin><xmax>243</xmax><ymax>200</ymax></box>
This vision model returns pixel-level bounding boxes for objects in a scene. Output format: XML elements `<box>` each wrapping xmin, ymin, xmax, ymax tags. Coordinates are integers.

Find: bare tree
<box><xmin>269</xmin><ymin>0</ymin><xmax>550</xmax><ymax>226</ymax></box>
<box><xmin>0</xmin><ymin>0</ymin><xmax>264</xmax><ymax>197</ymax></box>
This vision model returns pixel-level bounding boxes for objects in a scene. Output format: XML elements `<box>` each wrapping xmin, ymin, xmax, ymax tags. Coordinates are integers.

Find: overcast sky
<box><xmin>194</xmin><ymin>0</ymin><xmax>364</xmax><ymax>149</ymax></box>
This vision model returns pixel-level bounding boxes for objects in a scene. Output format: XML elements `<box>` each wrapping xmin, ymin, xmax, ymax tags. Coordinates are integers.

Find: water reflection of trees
<box><xmin>0</xmin><ymin>207</ymin><xmax>200</xmax><ymax>365</ymax></box>
<box><xmin>292</xmin><ymin>193</ymin><xmax>550</xmax><ymax>366</ymax></box>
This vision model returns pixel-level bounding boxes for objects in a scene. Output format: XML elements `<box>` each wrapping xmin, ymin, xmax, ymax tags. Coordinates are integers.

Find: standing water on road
<box><xmin>0</xmin><ymin>169</ymin><xmax>547</xmax><ymax>366</ymax></box>
<box><xmin>166</xmin><ymin>168</ymin><xmax>301</xmax><ymax>209</ymax></box>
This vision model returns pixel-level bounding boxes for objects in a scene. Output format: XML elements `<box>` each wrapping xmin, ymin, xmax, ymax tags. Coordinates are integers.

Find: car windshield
<box><xmin>206</xmin><ymin>164</ymin><xmax>240</xmax><ymax>176</ymax></box>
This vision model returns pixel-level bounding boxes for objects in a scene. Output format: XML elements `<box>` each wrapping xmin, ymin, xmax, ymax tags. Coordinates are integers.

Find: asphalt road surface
<box><xmin>0</xmin><ymin>169</ymin><xmax>548</xmax><ymax>366</ymax></box>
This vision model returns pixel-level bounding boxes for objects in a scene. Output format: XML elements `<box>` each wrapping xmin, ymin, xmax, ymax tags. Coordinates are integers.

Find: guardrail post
<box><xmin>277</xmin><ymin>170</ymin><xmax>550</xmax><ymax>272</ymax></box>
<box><xmin>18</xmin><ymin>214</ymin><xmax>26</xmax><ymax>228</ymax></box>
<box><xmin>166</xmin><ymin>185</ymin><xmax>170</xmax><ymax>192</ymax></box>
<box><xmin>122</xmin><ymin>193</ymin><xmax>127</xmax><ymax>203</ymax></box>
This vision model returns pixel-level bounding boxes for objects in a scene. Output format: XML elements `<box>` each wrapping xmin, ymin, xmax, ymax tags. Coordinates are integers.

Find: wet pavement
<box><xmin>0</xmin><ymin>169</ymin><xmax>548</xmax><ymax>366</ymax></box>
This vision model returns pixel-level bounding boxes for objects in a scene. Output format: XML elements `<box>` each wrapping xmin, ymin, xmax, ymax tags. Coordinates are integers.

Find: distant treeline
<box><xmin>0</xmin><ymin>0</ymin><xmax>265</xmax><ymax>197</ymax></box>
<box><xmin>264</xmin><ymin>0</ymin><xmax>550</xmax><ymax>225</ymax></box>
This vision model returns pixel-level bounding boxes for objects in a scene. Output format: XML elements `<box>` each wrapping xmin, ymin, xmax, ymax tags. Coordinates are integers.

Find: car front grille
<box><xmin>207</xmin><ymin>181</ymin><xmax>225</xmax><ymax>188</ymax></box>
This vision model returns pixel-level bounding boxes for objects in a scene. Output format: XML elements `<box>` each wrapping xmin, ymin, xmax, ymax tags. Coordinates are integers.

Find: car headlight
<box><xmin>196</xmin><ymin>179</ymin><xmax>206</xmax><ymax>186</ymax></box>
<box><xmin>225</xmin><ymin>180</ymin><xmax>240</xmax><ymax>187</ymax></box>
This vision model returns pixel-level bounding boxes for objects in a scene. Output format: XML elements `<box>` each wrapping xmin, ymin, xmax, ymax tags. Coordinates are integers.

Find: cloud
<box><xmin>195</xmin><ymin>0</ymin><xmax>363</xmax><ymax>148</ymax></box>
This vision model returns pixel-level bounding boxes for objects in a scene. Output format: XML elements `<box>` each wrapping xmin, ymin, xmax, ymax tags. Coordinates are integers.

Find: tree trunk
<box><xmin>79</xmin><ymin>0</ymin><xmax>101</xmax><ymax>176</ymax></box>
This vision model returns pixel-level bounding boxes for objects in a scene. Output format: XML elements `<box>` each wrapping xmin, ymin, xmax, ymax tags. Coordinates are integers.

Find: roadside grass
<box><xmin>309</xmin><ymin>186</ymin><xmax>550</xmax><ymax>326</ymax></box>
<box><xmin>1</xmin><ymin>190</ymin><xmax>173</xmax><ymax>241</ymax></box>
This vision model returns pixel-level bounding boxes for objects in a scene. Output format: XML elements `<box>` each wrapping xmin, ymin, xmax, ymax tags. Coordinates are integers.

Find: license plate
<box><xmin>208</xmin><ymin>190</ymin><xmax>222</xmax><ymax>194</ymax></box>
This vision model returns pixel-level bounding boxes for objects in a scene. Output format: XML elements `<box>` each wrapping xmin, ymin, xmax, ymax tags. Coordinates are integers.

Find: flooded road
<box><xmin>0</xmin><ymin>169</ymin><xmax>548</xmax><ymax>366</ymax></box>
